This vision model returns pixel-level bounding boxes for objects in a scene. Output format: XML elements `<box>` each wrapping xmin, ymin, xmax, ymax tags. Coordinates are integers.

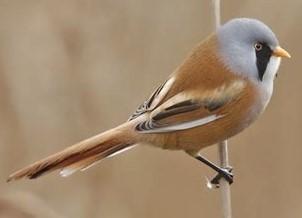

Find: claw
<box><xmin>206</xmin><ymin>177</ymin><xmax>219</xmax><ymax>189</ymax></box>
<box><xmin>193</xmin><ymin>154</ymin><xmax>234</xmax><ymax>189</ymax></box>
<box><xmin>207</xmin><ymin>167</ymin><xmax>233</xmax><ymax>189</ymax></box>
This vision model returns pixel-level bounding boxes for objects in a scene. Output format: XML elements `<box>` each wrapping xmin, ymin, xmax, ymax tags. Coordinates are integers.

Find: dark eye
<box><xmin>254</xmin><ymin>42</ymin><xmax>263</xmax><ymax>51</ymax></box>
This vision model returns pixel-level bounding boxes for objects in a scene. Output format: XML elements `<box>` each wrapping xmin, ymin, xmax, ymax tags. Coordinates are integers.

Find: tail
<box><xmin>7</xmin><ymin>123</ymin><xmax>137</xmax><ymax>182</ymax></box>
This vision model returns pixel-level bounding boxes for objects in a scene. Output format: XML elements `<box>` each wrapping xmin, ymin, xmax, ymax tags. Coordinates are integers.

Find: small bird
<box><xmin>8</xmin><ymin>18</ymin><xmax>290</xmax><ymax>185</ymax></box>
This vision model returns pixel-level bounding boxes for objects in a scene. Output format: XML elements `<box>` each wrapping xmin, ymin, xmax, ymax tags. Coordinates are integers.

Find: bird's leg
<box><xmin>194</xmin><ymin>154</ymin><xmax>233</xmax><ymax>187</ymax></box>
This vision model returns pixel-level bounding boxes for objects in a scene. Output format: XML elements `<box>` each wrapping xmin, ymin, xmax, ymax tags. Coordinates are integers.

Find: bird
<box><xmin>7</xmin><ymin>18</ymin><xmax>290</xmax><ymax>185</ymax></box>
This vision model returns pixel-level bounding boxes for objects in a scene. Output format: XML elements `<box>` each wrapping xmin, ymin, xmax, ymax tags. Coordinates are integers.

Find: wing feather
<box><xmin>128</xmin><ymin>77</ymin><xmax>175</xmax><ymax>121</ymax></box>
<box><xmin>135</xmin><ymin>80</ymin><xmax>246</xmax><ymax>133</ymax></box>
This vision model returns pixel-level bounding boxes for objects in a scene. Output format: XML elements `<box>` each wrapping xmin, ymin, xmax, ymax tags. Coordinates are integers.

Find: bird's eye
<box><xmin>254</xmin><ymin>42</ymin><xmax>263</xmax><ymax>51</ymax></box>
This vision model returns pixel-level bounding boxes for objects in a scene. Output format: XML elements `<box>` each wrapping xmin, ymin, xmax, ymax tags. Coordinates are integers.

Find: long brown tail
<box><xmin>7</xmin><ymin>123</ymin><xmax>137</xmax><ymax>182</ymax></box>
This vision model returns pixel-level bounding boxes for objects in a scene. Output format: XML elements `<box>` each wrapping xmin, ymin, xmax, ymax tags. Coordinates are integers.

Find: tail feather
<box><xmin>59</xmin><ymin>155</ymin><xmax>101</xmax><ymax>177</ymax></box>
<box><xmin>7</xmin><ymin>124</ymin><xmax>136</xmax><ymax>182</ymax></box>
<box><xmin>59</xmin><ymin>144</ymin><xmax>136</xmax><ymax>177</ymax></box>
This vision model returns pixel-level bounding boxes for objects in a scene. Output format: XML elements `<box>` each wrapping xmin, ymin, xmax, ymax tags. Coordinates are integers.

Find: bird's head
<box><xmin>216</xmin><ymin>18</ymin><xmax>290</xmax><ymax>88</ymax></box>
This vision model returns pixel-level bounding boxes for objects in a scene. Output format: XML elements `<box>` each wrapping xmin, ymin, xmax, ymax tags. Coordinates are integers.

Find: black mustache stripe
<box><xmin>256</xmin><ymin>43</ymin><xmax>273</xmax><ymax>81</ymax></box>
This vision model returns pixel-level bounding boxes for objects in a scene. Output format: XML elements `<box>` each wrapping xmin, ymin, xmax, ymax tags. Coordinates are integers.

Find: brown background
<box><xmin>0</xmin><ymin>0</ymin><xmax>301</xmax><ymax>217</ymax></box>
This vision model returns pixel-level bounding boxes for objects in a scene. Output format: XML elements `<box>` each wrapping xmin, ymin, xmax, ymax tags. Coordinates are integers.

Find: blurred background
<box><xmin>0</xmin><ymin>0</ymin><xmax>301</xmax><ymax>217</ymax></box>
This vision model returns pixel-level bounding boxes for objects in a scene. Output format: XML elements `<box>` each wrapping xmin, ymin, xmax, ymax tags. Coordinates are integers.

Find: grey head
<box><xmin>216</xmin><ymin>18</ymin><xmax>289</xmax><ymax>89</ymax></box>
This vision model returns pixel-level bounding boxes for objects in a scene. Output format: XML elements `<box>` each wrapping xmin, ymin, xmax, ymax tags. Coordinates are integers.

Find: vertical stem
<box><xmin>218</xmin><ymin>140</ymin><xmax>232</xmax><ymax>218</ymax></box>
<box><xmin>212</xmin><ymin>0</ymin><xmax>221</xmax><ymax>28</ymax></box>
<box><xmin>211</xmin><ymin>1</ymin><xmax>232</xmax><ymax>218</ymax></box>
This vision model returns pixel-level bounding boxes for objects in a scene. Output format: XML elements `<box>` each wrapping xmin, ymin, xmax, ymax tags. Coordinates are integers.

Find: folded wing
<box><xmin>135</xmin><ymin>80</ymin><xmax>246</xmax><ymax>133</ymax></box>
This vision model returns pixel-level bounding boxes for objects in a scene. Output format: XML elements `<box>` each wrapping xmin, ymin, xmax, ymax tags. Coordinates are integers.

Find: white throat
<box><xmin>262</xmin><ymin>56</ymin><xmax>281</xmax><ymax>94</ymax></box>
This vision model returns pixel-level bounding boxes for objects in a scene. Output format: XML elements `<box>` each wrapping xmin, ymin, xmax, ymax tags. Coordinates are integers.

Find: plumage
<box><xmin>7</xmin><ymin>124</ymin><xmax>137</xmax><ymax>181</ymax></box>
<box><xmin>59</xmin><ymin>144</ymin><xmax>137</xmax><ymax>177</ymax></box>
<box><xmin>135</xmin><ymin>79</ymin><xmax>246</xmax><ymax>133</ymax></box>
<box><xmin>128</xmin><ymin>77</ymin><xmax>175</xmax><ymax>121</ymax></box>
<box><xmin>7</xmin><ymin>18</ymin><xmax>290</xmax><ymax>182</ymax></box>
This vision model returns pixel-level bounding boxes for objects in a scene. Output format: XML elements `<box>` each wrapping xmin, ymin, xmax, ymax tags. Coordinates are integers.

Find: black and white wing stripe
<box><xmin>135</xmin><ymin>98</ymin><xmax>225</xmax><ymax>133</ymax></box>
<box><xmin>134</xmin><ymin>80</ymin><xmax>246</xmax><ymax>133</ymax></box>
<box><xmin>128</xmin><ymin>77</ymin><xmax>175</xmax><ymax>121</ymax></box>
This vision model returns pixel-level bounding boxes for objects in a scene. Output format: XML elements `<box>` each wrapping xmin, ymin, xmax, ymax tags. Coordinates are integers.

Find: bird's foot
<box><xmin>206</xmin><ymin>166</ymin><xmax>233</xmax><ymax>189</ymax></box>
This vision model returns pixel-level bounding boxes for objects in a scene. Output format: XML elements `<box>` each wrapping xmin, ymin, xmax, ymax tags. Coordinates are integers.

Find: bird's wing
<box><xmin>135</xmin><ymin>80</ymin><xmax>246</xmax><ymax>133</ymax></box>
<box><xmin>128</xmin><ymin>77</ymin><xmax>175</xmax><ymax>121</ymax></box>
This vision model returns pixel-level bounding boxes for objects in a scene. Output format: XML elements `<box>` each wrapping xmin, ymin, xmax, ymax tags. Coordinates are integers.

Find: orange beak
<box><xmin>273</xmin><ymin>46</ymin><xmax>291</xmax><ymax>58</ymax></box>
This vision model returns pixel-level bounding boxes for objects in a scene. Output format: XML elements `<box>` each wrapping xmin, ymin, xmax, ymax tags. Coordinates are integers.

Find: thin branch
<box><xmin>218</xmin><ymin>140</ymin><xmax>232</xmax><ymax>218</ymax></box>
<box><xmin>211</xmin><ymin>1</ymin><xmax>233</xmax><ymax>218</ymax></box>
